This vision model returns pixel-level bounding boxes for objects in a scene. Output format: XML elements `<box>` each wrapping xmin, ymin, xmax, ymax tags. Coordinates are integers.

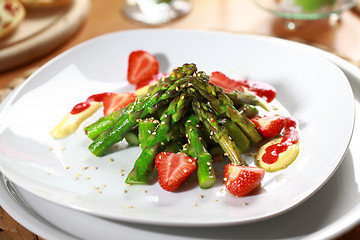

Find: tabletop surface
<box><xmin>0</xmin><ymin>0</ymin><xmax>360</xmax><ymax>239</ymax></box>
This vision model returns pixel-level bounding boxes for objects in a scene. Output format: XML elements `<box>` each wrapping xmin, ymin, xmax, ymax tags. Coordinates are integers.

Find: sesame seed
<box><xmin>94</xmin><ymin>166</ymin><xmax>98</xmax><ymax>170</ymax></box>
<box><xmin>200</xmin><ymin>195</ymin><xmax>204</xmax><ymax>198</ymax></box>
<box><xmin>48</xmin><ymin>147</ymin><xmax>53</xmax><ymax>151</ymax></box>
<box><xmin>123</xmin><ymin>190</ymin><xmax>128</xmax><ymax>193</ymax></box>
<box><xmin>213</xmin><ymin>199</ymin><xmax>218</xmax><ymax>202</ymax></box>
<box><xmin>74</xmin><ymin>177</ymin><xmax>79</xmax><ymax>180</ymax></box>
<box><xmin>224</xmin><ymin>153</ymin><xmax>229</xmax><ymax>157</ymax></box>
<box><xmin>109</xmin><ymin>158</ymin><xmax>114</xmax><ymax>162</ymax></box>
<box><xmin>98</xmin><ymin>190</ymin><xmax>102</xmax><ymax>194</ymax></box>
<box><xmin>223</xmin><ymin>177</ymin><xmax>228</xmax><ymax>181</ymax></box>
<box><xmin>126</xmin><ymin>205</ymin><xmax>133</xmax><ymax>208</ymax></box>
<box><xmin>82</xmin><ymin>166</ymin><xmax>88</xmax><ymax>170</ymax></box>
<box><xmin>143</xmin><ymin>190</ymin><xmax>147</xmax><ymax>193</ymax></box>
<box><xmin>94</xmin><ymin>186</ymin><xmax>99</xmax><ymax>190</ymax></box>
<box><xmin>243</xmin><ymin>202</ymin><xmax>248</xmax><ymax>206</ymax></box>
<box><xmin>85</xmin><ymin>177</ymin><xmax>91</xmax><ymax>180</ymax></box>
<box><xmin>66</xmin><ymin>166</ymin><xmax>70</xmax><ymax>169</ymax></box>
<box><xmin>193</xmin><ymin>203</ymin><xmax>197</xmax><ymax>207</ymax></box>
<box><xmin>61</xmin><ymin>147</ymin><xmax>66</xmax><ymax>151</ymax></box>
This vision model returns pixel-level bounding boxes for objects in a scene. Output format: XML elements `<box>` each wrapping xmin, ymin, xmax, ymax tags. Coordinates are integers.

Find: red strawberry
<box><xmin>155</xmin><ymin>152</ymin><xmax>197</xmax><ymax>192</ymax></box>
<box><xmin>102</xmin><ymin>92</ymin><xmax>136</xmax><ymax>116</ymax></box>
<box><xmin>251</xmin><ymin>115</ymin><xmax>286</xmax><ymax>138</ymax></box>
<box><xmin>127</xmin><ymin>50</ymin><xmax>159</xmax><ymax>87</ymax></box>
<box><xmin>209</xmin><ymin>71</ymin><xmax>244</xmax><ymax>92</ymax></box>
<box><xmin>224</xmin><ymin>164</ymin><xmax>265</xmax><ymax>197</ymax></box>
<box><xmin>209</xmin><ymin>71</ymin><xmax>276</xmax><ymax>103</ymax></box>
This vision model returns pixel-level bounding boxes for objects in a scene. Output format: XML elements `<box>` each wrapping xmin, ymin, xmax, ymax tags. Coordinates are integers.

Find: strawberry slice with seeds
<box><xmin>155</xmin><ymin>152</ymin><xmax>197</xmax><ymax>192</ymax></box>
<box><xmin>251</xmin><ymin>115</ymin><xmax>286</xmax><ymax>138</ymax></box>
<box><xmin>209</xmin><ymin>71</ymin><xmax>276</xmax><ymax>103</ymax></box>
<box><xmin>102</xmin><ymin>92</ymin><xmax>136</xmax><ymax>116</ymax></box>
<box><xmin>209</xmin><ymin>71</ymin><xmax>244</xmax><ymax>92</ymax></box>
<box><xmin>127</xmin><ymin>50</ymin><xmax>159</xmax><ymax>87</ymax></box>
<box><xmin>224</xmin><ymin>164</ymin><xmax>265</xmax><ymax>197</ymax></box>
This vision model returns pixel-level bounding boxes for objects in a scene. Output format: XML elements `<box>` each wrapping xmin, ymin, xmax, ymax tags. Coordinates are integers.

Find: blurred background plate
<box><xmin>0</xmin><ymin>0</ymin><xmax>90</xmax><ymax>72</ymax></box>
<box><xmin>254</xmin><ymin>0</ymin><xmax>357</xmax><ymax>20</ymax></box>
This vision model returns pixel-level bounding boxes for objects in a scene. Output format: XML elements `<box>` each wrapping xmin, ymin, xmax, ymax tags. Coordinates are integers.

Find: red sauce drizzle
<box><xmin>239</xmin><ymin>79</ymin><xmax>276</xmax><ymax>103</ymax></box>
<box><xmin>262</xmin><ymin>117</ymin><xmax>299</xmax><ymax>164</ymax></box>
<box><xmin>70</xmin><ymin>93</ymin><xmax>110</xmax><ymax>114</ymax></box>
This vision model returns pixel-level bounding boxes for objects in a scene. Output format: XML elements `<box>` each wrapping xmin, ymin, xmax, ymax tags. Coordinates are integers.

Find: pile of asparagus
<box><xmin>84</xmin><ymin>63</ymin><xmax>263</xmax><ymax>189</ymax></box>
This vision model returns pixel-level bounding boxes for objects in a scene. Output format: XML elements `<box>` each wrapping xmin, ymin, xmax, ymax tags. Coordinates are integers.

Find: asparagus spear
<box><xmin>84</xmin><ymin>63</ymin><xmax>196</xmax><ymax>141</ymax></box>
<box><xmin>192</xmin><ymin>99</ymin><xmax>248</xmax><ymax>166</ymax></box>
<box><xmin>125</xmin><ymin>117</ymin><xmax>160</xmax><ymax>184</ymax></box>
<box><xmin>125</xmin><ymin>94</ymin><xmax>189</xmax><ymax>183</ymax></box>
<box><xmin>190</xmin><ymin>76</ymin><xmax>262</xmax><ymax>144</ymax></box>
<box><xmin>84</xmin><ymin>102</ymin><xmax>134</xmax><ymax>140</ymax></box>
<box><xmin>220</xmin><ymin>118</ymin><xmax>250</xmax><ymax>154</ymax></box>
<box><xmin>184</xmin><ymin>113</ymin><xmax>216</xmax><ymax>189</ymax></box>
<box><xmin>225</xmin><ymin>90</ymin><xmax>258</xmax><ymax>107</ymax></box>
<box><xmin>88</xmin><ymin>72</ymin><xmax>196</xmax><ymax>156</ymax></box>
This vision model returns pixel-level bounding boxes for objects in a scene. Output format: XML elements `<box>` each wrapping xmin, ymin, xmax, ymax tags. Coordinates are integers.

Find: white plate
<box><xmin>0</xmin><ymin>30</ymin><xmax>354</xmax><ymax>226</ymax></box>
<box><xmin>1</xmin><ymin>31</ymin><xmax>360</xmax><ymax>240</ymax></box>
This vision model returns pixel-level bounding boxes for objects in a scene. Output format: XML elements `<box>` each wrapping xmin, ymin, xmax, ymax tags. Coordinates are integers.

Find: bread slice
<box><xmin>0</xmin><ymin>0</ymin><xmax>25</xmax><ymax>39</ymax></box>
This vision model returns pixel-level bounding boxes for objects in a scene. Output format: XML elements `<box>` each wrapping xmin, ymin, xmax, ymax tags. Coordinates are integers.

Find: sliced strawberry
<box><xmin>209</xmin><ymin>71</ymin><xmax>276</xmax><ymax>102</ymax></box>
<box><xmin>127</xmin><ymin>50</ymin><xmax>159</xmax><ymax>87</ymax></box>
<box><xmin>239</xmin><ymin>79</ymin><xmax>276</xmax><ymax>103</ymax></box>
<box><xmin>251</xmin><ymin>115</ymin><xmax>286</xmax><ymax>138</ymax></box>
<box><xmin>224</xmin><ymin>164</ymin><xmax>265</xmax><ymax>197</ymax></box>
<box><xmin>102</xmin><ymin>92</ymin><xmax>136</xmax><ymax>116</ymax></box>
<box><xmin>209</xmin><ymin>71</ymin><xmax>244</xmax><ymax>92</ymax></box>
<box><xmin>155</xmin><ymin>152</ymin><xmax>197</xmax><ymax>192</ymax></box>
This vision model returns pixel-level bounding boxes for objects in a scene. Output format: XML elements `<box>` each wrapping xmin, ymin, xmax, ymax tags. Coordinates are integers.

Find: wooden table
<box><xmin>1</xmin><ymin>0</ymin><xmax>360</xmax><ymax>239</ymax></box>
